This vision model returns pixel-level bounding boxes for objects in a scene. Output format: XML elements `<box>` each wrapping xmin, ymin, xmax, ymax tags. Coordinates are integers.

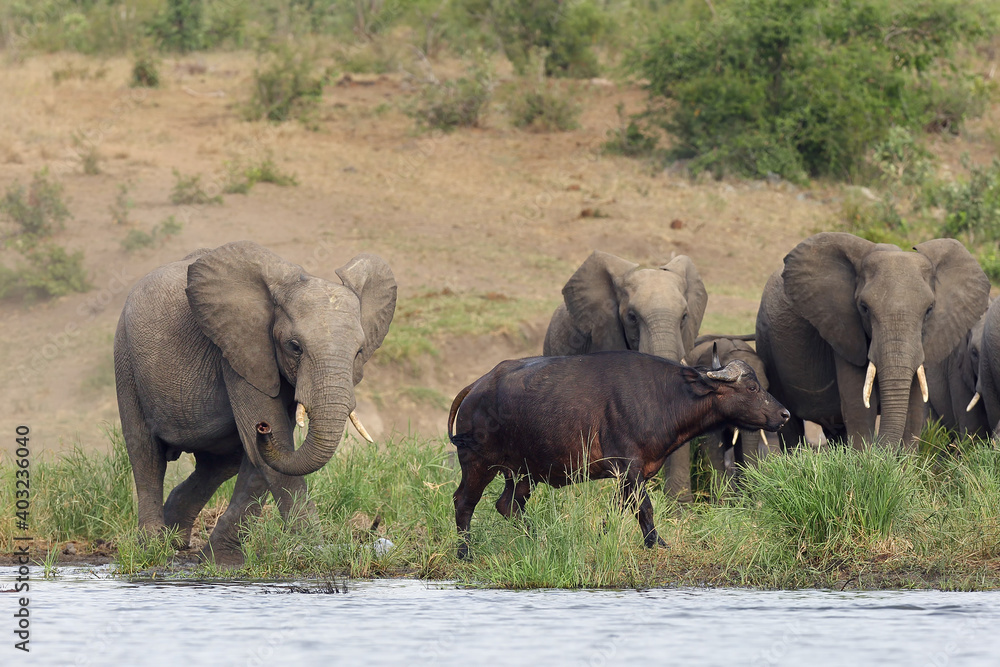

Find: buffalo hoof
<box><xmin>643</xmin><ymin>532</ymin><xmax>669</xmax><ymax>549</ymax></box>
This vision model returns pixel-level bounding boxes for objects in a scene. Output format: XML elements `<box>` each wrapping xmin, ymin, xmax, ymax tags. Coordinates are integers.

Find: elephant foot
<box><xmin>199</xmin><ymin>541</ymin><xmax>245</xmax><ymax>567</ymax></box>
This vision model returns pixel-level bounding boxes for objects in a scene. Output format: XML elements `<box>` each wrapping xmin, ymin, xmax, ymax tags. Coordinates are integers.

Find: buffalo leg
<box><xmin>454</xmin><ymin>454</ymin><xmax>497</xmax><ymax>560</ymax></box>
<box><xmin>620</xmin><ymin>470</ymin><xmax>666</xmax><ymax>548</ymax></box>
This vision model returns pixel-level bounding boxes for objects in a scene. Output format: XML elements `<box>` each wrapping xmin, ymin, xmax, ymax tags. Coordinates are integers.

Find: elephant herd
<box><xmin>113</xmin><ymin>233</ymin><xmax>996</xmax><ymax>563</ymax></box>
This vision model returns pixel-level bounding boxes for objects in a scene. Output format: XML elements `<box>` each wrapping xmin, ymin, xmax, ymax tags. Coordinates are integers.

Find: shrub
<box><xmin>603</xmin><ymin>102</ymin><xmax>658</xmax><ymax>157</ymax></box>
<box><xmin>130</xmin><ymin>52</ymin><xmax>160</xmax><ymax>88</ymax></box>
<box><xmin>407</xmin><ymin>56</ymin><xmax>494</xmax><ymax>131</ymax></box>
<box><xmin>21</xmin><ymin>244</ymin><xmax>91</xmax><ymax>298</ymax></box>
<box><xmin>631</xmin><ymin>0</ymin><xmax>994</xmax><ymax>181</ymax></box>
<box><xmin>935</xmin><ymin>158</ymin><xmax>1000</xmax><ymax>244</ymax></box>
<box><xmin>146</xmin><ymin>0</ymin><xmax>205</xmax><ymax>53</ymax></box>
<box><xmin>478</xmin><ymin>0</ymin><xmax>607</xmax><ymax>78</ymax></box>
<box><xmin>122</xmin><ymin>216</ymin><xmax>183</xmax><ymax>252</ymax></box>
<box><xmin>508</xmin><ymin>81</ymin><xmax>581</xmax><ymax>132</ymax></box>
<box><xmin>72</xmin><ymin>132</ymin><xmax>102</xmax><ymax>175</ymax></box>
<box><xmin>170</xmin><ymin>169</ymin><xmax>222</xmax><ymax>205</ymax></box>
<box><xmin>222</xmin><ymin>153</ymin><xmax>298</xmax><ymax>194</ymax></box>
<box><xmin>109</xmin><ymin>181</ymin><xmax>134</xmax><ymax>226</ymax></box>
<box><xmin>244</xmin><ymin>42</ymin><xmax>325</xmax><ymax>123</ymax></box>
<box><xmin>0</xmin><ymin>168</ymin><xmax>71</xmax><ymax>239</ymax></box>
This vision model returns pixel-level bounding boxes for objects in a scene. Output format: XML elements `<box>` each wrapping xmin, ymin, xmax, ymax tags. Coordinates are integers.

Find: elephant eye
<box><xmin>859</xmin><ymin>302</ymin><xmax>870</xmax><ymax>316</ymax></box>
<box><xmin>925</xmin><ymin>305</ymin><xmax>934</xmax><ymax>319</ymax></box>
<box><xmin>287</xmin><ymin>340</ymin><xmax>303</xmax><ymax>356</ymax></box>
<box><xmin>626</xmin><ymin>310</ymin><xmax>638</xmax><ymax>324</ymax></box>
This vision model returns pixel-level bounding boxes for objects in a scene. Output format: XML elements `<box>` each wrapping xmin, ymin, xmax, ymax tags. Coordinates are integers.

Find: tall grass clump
<box><xmin>33</xmin><ymin>426</ymin><xmax>136</xmax><ymax>541</ymax></box>
<box><xmin>929</xmin><ymin>444</ymin><xmax>1000</xmax><ymax>559</ymax></box>
<box><xmin>630</xmin><ymin>0</ymin><xmax>996</xmax><ymax>182</ymax></box>
<box><xmin>738</xmin><ymin>446</ymin><xmax>926</xmax><ymax>561</ymax></box>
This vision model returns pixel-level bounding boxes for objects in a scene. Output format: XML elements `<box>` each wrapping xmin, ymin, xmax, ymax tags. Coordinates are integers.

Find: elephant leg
<box><xmin>117</xmin><ymin>372</ymin><xmax>167</xmax><ymax>535</ymax></box>
<box><xmin>662</xmin><ymin>443</ymin><xmax>693</xmax><ymax>503</ymax></box>
<box><xmin>256</xmin><ymin>464</ymin><xmax>316</xmax><ymax>530</ymax></box>
<box><xmin>203</xmin><ymin>456</ymin><xmax>270</xmax><ymax>566</ymax></box>
<box><xmin>835</xmin><ymin>355</ymin><xmax>878</xmax><ymax>449</ymax></box>
<box><xmin>702</xmin><ymin>433</ymin><xmax>735</xmax><ymax>498</ymax></box>
<box><xmin>163</xmin><ymin>448</ymin><xmax>243</xmax><ymax>548</ymax></box>
<box><xmin>776</xmin><ymin>416</ymin><xmax>806</xmax><ymax>451</ymax></box>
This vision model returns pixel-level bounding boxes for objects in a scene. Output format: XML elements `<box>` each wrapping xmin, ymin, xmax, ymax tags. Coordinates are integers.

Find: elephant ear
<box><xmin>187</xmin><ymin>241</ymin><xmax>303</xmax><ymax>398</ymax></box>
<box><xmin>914</xmin><ymin>238</ymin><xmax>990</xmax><ymax>363</ymax></box>
<box><xmin>336</xmin><ymin>254</ymin><xmax>397</xmax><ymax>364</ymax></box>
<box><xmin>562</xmin><ymin>251</ymin><xmax>637</xmax><ymax>350</ymax></box>
<box><xmin>782</xmin><ymin>232</ymin><xmax>874</xmax><ymax>368</ymax></box>
<box><xmin>661</xmin><ymin>255</ymin><xmax>708</xmax><ymax>354</ymax></box>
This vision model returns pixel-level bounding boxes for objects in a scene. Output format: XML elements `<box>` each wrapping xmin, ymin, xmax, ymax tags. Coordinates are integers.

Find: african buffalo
<box><xmin>447</xmin><ymin>350</ymin><xmax>789</xmax><ymax>559</ymax></box>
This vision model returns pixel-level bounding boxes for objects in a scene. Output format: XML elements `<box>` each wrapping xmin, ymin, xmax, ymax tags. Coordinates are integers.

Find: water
<box><xmin>3</xmin><ymin>566</ymin><xmax>999</xmax><ymax>666</ymax></box>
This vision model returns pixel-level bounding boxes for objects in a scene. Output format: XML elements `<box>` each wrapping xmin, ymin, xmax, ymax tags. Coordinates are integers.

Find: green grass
<box><xmin>6</xmin><ymin>424</ymin><xmax>1000</xmax><ymax>589</ymax></box>
<box><xmin>375</xmin><ymin>289</ymin><xmax>558</xmax><ymax>362</ymax></box>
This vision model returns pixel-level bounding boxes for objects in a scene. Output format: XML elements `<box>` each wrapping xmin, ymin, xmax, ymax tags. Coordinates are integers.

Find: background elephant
<box><xmin>114</xmin><ymin>241</ymin><xmax>396</xmax><ymax>564</ymax></box>
<box><xmin>543</xmin><ymin>250</ymin><xmax>708</xmax><ymax>501</ymax></box>
<box><xmin>687</xmin><ymin>335</ymin><xmax>779</xmax><ymax>485</ymax></box>
<box><xmin>756</xmin><ymin>232</ymin><xmax>989</xmax><ymax>451</ymax></box>
<box><xmin>976</xmin><ymin>298</ymin><xmax>1000</xmax><ymax>437</ymax></box>
<box><xmin>926</xmin><ymin>311</ymin><xmax>988</xmax><ymax>439</ymax></box>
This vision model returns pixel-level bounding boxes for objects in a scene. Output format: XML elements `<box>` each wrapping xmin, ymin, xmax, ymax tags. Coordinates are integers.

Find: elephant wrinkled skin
<box><xmin>756</xmin><ymin>232</ymin><xmax>989</xmax><ymax>450</ymax></box>
<box><xmin>543</xmin><ymin>250</ymin><xmax>708</xmax><ymax>501</ymax></box>
<box><xmin>926</xmin><ymin>312</ymin><xmax>988</xmax><ymax>439</ymax></box>
<box><xmin>114</xmin><ymin>241</ymin><xmax>396</xmax><ymax>564</ymax></box>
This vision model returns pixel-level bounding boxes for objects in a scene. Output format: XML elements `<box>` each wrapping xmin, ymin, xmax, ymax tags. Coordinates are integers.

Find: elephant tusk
<box><xmin>295</xmin><ymin>403</ymin><xmax>307</xmax><ymax>428</ymax></box>
<box><xmin>967</xmin><ymin>392</ymin><xmax>982</xmax><ymax>413</ymax></box>
<box><xmin>760</xmin><ymin>429</ymin><xmax>769</xmax><ymax>447</ymax></box>
<box><xmin>863</xmin><ymin>362</ymin><xmax>876</xmax><ymax>409</ymax></box>
<box><xmin>916</xmin><ymin>364</ymin><xmax>929</xmax><ymax>403</ymax></box>
<box><xmin>732</xmin><ymin>429</ymin><xmax>740</xmax><ymax>446</ymax></box>
<box><xmin>350</xmin><ymin>410</ymin><xmax>374</xmax><ymax>443</ymax></box>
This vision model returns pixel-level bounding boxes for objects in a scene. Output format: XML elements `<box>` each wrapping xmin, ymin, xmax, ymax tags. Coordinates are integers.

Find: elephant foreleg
<box><xmin>163</xmin><ymin>448</ymin><xmax>243</xmax><ymax>548</ymax></box>
<box><xmin>662</xmin><ymin>443</ymin><xmax>693</xmax><ymax>503</ymax></box>
<box><xmin>203</xmin><ymin>456</ymin><xmax>270</xmax><ymax>566</ymax></box>
<box><xmin>834</xmin><ymin>355</ymin><xmax>878</xmax><ymax>449</ymax></box>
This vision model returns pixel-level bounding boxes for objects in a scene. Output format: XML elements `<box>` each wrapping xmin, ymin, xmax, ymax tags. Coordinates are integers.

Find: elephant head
<box><xmin>186</xmin><ymin>241</ymin><xmax>396</xmax><ymax>476</ymax></box>
<box><xmin>782</xmin><ymin>232</ymin><xmax>989</xmax><ymax>446</ymax></box>
<box><xmin>561</xmin><ymin>251</ymin><xmax>708</xmax><ymax>360</ymax></box>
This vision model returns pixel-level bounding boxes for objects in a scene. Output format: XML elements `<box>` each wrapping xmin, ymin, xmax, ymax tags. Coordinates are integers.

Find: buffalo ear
<box><xmin>187</xmin><ymin>241</ymin><xmax>303</xmax><ymax>398</ymax></box>
<box><xmin>914</xmin><ymin>238</ymin><xmax>990</xmax><ymax>363</ymax></box>
<box><xmin>682</xmin><ymin>366</ymin><xmax>717</xmax><ymax>397</ymax></box>
<box><xmin>562</xmin><ymin>251</ymin><xmax>638</xmax><ymax>350</ymax></box>
<box><xmin>782</xmin><ymin>232</ymin><xmax>873</xmax><ymax>368</ymax></box>
<box><xmin>661</xmin><ymin>255</ymin><xmax>708</xmax><ymax>354</ymax></box>
<box><xmin>336</xmin><ymin>254</ymin><xmax>397</xmax><ymax>365</ymax></box>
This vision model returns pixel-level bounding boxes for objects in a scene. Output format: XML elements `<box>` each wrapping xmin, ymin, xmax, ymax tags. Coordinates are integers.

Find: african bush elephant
<box><xmin>543</xmin><ymin>250</ymin><xmax>708</xmax><ymax>500</ymax></box>
<box><xmin>756</xmin><ymin>232</ymin><xmax>989</xmax><ymax>450</ymax></box>
<box><xmin>926</xmin><ymin>311</ymin><xmax>988</xmax><ymax>439</ymax></box>
<box><xmin>975</xmin><ymin>299</ymin><xmax>1000</xmax><ymax>437</ymax></box>
<box><xmin>114</xmin><ymin>241</ymin><xmax>396</xmax><ymax>564</ymax></box>
<box><xmin>687</xmin><ymin>335</ymin><xmax>779</xmax><ymax>483</ymax></box>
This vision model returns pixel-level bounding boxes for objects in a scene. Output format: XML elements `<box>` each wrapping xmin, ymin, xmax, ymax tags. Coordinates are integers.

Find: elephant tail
<box><xmin>448</xmin><ymin>383</ymin><xmax>475</xmax><ymax>443</ymax></box>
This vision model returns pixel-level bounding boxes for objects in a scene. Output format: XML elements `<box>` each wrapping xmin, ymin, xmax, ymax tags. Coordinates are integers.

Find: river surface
<box><xmin>2</xmin><ymin>566</ymin><xmax>999</xmax><ymax>666</ymax></box>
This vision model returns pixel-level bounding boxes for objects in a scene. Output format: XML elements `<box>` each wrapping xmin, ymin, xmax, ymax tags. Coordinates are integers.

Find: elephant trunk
<box><xmin>641</xmin><ymin>326</ymin><xmax>686</xmax><ymax>363</ymax></box>
<box><xmin>873</xmin><ymin>367</ymin><xmax>916</xmax><ymax>447</ymax></box>
<box><xmin>258</xmin><ymin>360</ymin><xmax>357</xmax><ymax>477</ymax></box>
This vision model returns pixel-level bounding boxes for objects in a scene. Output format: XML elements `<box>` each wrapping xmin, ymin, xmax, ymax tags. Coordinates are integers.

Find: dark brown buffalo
<box><xmin>447</xmin><ymin>351</ymin><xmax>789</xmax><ymax>559</ymax></box>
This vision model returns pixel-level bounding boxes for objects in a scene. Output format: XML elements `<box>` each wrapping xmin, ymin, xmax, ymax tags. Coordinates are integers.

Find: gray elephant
<box><xmin>975</xmin><ymin>298</ymin><xmax>1000</xmax><ymax>437</ymax></box>
<box><xmin>114</xmin><ymin>241</ymin><xmax>396</xmax><ymax>564</ymax></box>
<box><xmin>756</xmin><ymin>232</ymin><xmax>989</xmax><ymax>450</ymax></box>
<box><xmin>926</xmin><ymin>311</ymin><xmax>988</xmax><ymax>439</ymax></box>
<box><xmin>687</xmin><ymin>335</ymin><xmax>779</xmax><ymax>484</ymax></box>
<box><xmin>543</xmin><ymin>250</ymin><xmax>708</xmax><ymax>500</ymax></box>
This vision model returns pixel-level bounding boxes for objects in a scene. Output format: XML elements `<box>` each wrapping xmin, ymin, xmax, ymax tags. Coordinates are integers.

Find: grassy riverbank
<box><xmin>3</xmin><ymin>427</ymin><xmax>1000</xmax><ymax>590</ymax></box>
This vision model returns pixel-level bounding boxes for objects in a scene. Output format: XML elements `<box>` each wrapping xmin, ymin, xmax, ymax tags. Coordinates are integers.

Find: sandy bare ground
<box><xmin>0</xmin><ymin>51</ymin><xmax>994</xmax><ymax>455</ymax></box>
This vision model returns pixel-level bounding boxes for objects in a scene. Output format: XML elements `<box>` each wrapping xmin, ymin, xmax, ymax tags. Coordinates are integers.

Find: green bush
<box><xmin>21</xmin><ymin>244</ymin><xmax>91</xmax><ymax>298</ymax></box>
<box><xmin>170</xmin><ymin>169</ymin><xmax>222</xmax><ymax>205</ymax></box>
<box><xmin>474</xmin><ymin>0</ymin><xmax>607</xmax><ymax>78</ymax></box>
<box><xmin>109</xmin><ymin>181</ymin><xmax>134</xmax><ymax>226</ymax></box>
<box><xmin>122</xmin><ymin>216</ymin><xmax>183</xmax><ymax>252</ymax></box>
<box><xmin>146</xmin><ymin>0</ymin><xmax>205</xmax><ymax>52</ymax></box>
<box><xmin>631</xmin><ymin>0</ymin><xmax>995</xmax><ymax>181</ymax></box>
<box><xmin>130</xmin><ymin>52</ymin><xmax>160</xmax><ymax>88</ymax></box>
<box><xmin>507</xmin><ymin>81</ymin><xmax>581</xmax><ymax>132</ymax></box>
<box><xmin>603</xmin><ymin>103</ymin><xmax>658</xmax><ymax>157</ymax></box>
<box><xmin>407</xmin><ymin>56</ymin><xmax>494</xmax><ymax>131</ymax></box>
<box><xmin>935</xmin><ymin>158</ymin><xmax>1000</xmax><ymax>244</ymax></box>
<box><xmin>223</xmin><ymin>153</ymin><xmax>298</xmax><ymax>194</ymax></box>
<box><xmin>0</xmin><ymin>168</ymin><xmax>71</xmax><ymax>239</ymax></box>
<box><xmin>243</xmin><ymin>42</ymin><xmax>325</xmax><ymax>123</ymax></box>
